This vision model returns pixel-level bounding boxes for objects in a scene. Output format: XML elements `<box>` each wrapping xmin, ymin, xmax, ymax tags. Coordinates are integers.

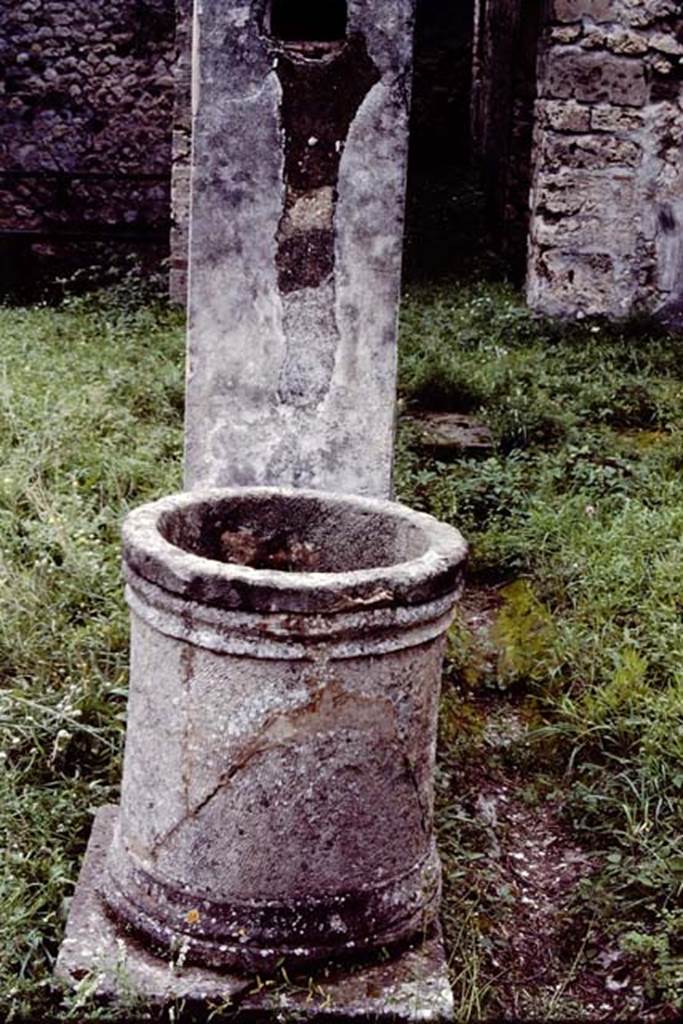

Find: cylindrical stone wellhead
<box><xmin>103</xmin><ymin>487</ymin><xmax>467</xmax><ymax>972</ymax></box>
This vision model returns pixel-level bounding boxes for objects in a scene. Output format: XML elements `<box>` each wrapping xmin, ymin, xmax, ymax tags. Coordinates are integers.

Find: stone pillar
<box><xmin>183</xmin><ymin>0</ymin><xmax>415</xmax><ymax>498</ymax></box>
<box><xmin>527</xmin><ymin>0</ymin><xmax>683</xmax><ymax>319</ymax></box>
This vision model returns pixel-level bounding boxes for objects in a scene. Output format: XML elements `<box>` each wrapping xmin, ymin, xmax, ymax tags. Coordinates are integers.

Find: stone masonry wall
<box><xmin>527</xmin><ymin>0</ymin><xmax>683</xmax><ymax>319</ymax></box>
<box><xmin>0</xmin><ymin>0</ymin><xmax>176</xmax><ymax>295</ymax></box>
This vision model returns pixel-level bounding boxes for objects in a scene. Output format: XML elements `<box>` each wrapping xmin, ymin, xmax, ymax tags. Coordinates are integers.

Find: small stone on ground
<box><xmin>407</xmin><ymin>413</ymin><xmax>494</xmax><ymax>458</ymax></box>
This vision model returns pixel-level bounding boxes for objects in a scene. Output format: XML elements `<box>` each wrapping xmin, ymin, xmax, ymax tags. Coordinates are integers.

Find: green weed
<box><xmin>1</xmin><ymin>278</ymin><xmax>682</xmax><ymax>1018</ymax></box>
<box><xmin>0</xmin><ymin>287</ymin><xmax>185</xmax><ymax>1020</ymax></box>
<box><xmin>397</xmin><ymin>282</ymin><xmax>683</xmax><ymax>1015</ymax></box>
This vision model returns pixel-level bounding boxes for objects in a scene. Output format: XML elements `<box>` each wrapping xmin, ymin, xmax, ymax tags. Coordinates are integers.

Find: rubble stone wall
<box><xmin>0</xmin><ymin>0</ymin><xmax>176</xmax><ymax>292</ymax></box>
<box><xmin>527</xmin><ymin>0</ymin><xmax>683</xmax><ymax>319</ymax></box>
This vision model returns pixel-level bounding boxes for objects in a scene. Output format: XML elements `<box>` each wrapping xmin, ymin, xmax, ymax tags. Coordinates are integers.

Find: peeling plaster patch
<box><xmin>273</xmin><ymin>34</ymin><xmax>380</xmax><ymax>408</ymax></box>
<box><xmin>183</xmin><ymin>1</ymin><xmax>414</xmax><ymax>495</ymax></box>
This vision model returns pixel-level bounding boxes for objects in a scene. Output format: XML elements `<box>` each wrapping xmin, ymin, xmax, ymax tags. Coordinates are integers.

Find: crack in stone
<box><xmin>151</xmin><ymin>678</ymin><xmax>427</xmax><ymax>858</ymax></box>
<box><xmin>179</xmin><ymin>643</ymin><xmax>195</xmax><ymax>815</ymax></box>
<box><xmin>402</xmin><ymin>752</ymin><xmax>431</xmax><ymax>838</ymax></box>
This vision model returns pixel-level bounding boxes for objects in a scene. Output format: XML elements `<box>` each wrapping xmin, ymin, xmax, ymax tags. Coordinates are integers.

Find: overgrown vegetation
<box><xmin>0</xmin><ymin>285</ymin><xmax>184</xmax><ymax>1020</ymax></box>
<box><xmin>397</xmin><ymin>282</ymin><xmax>683</xmax><ymax>1018</ymax></box>
<box><xmin>1</xmin><ymin>281</ymin><xmax>681</xmax><ymax>1019</ymax></box>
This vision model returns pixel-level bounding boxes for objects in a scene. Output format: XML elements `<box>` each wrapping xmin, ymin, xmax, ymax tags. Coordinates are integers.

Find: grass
<box><xmin>1</xmin><ymin>278</ymin><xmax>682</xmax><ymax>1019</ymax></box>
<box><xmin>0</xmin><ymin>282</ymin><xmax>185</xmax><ymax>1020</ymax></box>
<box><xmin>396</xmin><ymin>281</ymin><xmax>683</xmax><ymax>1017</ymax></box>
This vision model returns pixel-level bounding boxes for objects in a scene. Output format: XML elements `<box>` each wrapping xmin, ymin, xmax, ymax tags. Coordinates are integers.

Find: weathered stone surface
<box><xmin>541</xmin><ymin>51</ymin><xmax>648</xmax><ymax>107</ymax></box>
<box><xmin>528</xmin><ymin>249</ymin><xmax>622</xmax><ymax>318</ymax></box>
<box><xmin>183</xmin><ymin>1</ymin><xmax>415</xmax><ymax>497</ymax></box>
<box><xmin>553</xmin><ymin>0</ymin><xmax>620</xmax><ymax>23</ymax></box>
<box><xmin>528</xmin><ymin>0</ymin><xmax>683</xmax><ymax>320</ymax></box>
<box><xmin>590</xmin><ymin>104</ymin><xmax>644</xmax><ymax>132</ymax></box>
<box><xmin>101</xmin><ymin>488</ymin><xmax>467</xmax><ymax>973</ymax></box>
<box><xmin>56</xmin><ymin>805</ymin><xmax>455</xmax><ymax>1021</ymax></box>
<box><xmin>407</xmin><ymin>413</ymin><xmax>494</xmax><ymax>458</ymax></box>
<box><xmin>580</xmin><ymin>24</ymin><xmax>653</xmax><ymax>55</ymax></box>
<box><xmin>169</xmin><ymin>0</ymin><xmax>193</xmax><ymax>304</ymax></box>
<box><xmin>648</xmin><ymin>32</ymin><xmax>683</xmax><ymax>56</ymax></box>
<box><xmin>658</xmin><ymin>297</ymin><xmax>683</xmax><ymax>332</ymax></box>
<box><xmin>536</xmin><ymin>99</ymin><xmax>591</xmax><ymax>133</ymax></box>
<box><xmin>540</xmin><ymin>133</ymin><xmax>642</xmax><ymax>170</ymax></box>
<box><xmin>640</xmin><ymin>103</ymin><xmax>683</xmax><ymax>309</ymax></box>
<box><xmin>550</xmin><ymin>24</ymin><xmax>583</xmax><ymax>44</ymax></box>
<box><xmin>531</xmin><ymin>171</ymin><xmax>638</xmax><ymax>253</ymax></box>
<box><xmin>623</xmin><ymin>1</ymin><xmax>681</xmax><ymax>29</ymax></box>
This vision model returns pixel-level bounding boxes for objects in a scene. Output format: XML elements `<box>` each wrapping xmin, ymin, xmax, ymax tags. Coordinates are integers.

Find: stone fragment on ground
<box><xmin>407</xmin><ymin>412</ymin><xmax>494</xmax><ymax>458</ymax></box>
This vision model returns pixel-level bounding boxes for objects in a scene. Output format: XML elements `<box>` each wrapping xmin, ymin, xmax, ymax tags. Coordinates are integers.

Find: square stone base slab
<box><xmin>56</xmin><ymin>806</ymin><xmax>454</xmax><ymax>1022</ymax></box>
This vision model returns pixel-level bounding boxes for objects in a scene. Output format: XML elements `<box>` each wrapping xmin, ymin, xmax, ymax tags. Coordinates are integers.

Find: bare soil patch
<box><xmin>442</xmin><ymin>583</ymin><xmax>673</xmax><ymax>1021</ymax></box>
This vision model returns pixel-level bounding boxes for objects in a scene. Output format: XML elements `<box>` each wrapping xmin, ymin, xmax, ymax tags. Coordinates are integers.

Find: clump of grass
<box><xmin>397</xmin><ymin>282</ymin><xmax>683</xmax><ymax>1016</ymax></box>
<box><xmin>0</xmin><ymin>285</ymin><xmax>185</xmax><ymax>1020</ymax></box>
<box><xmin>2</xmin><ymin>277</ymin><xmax>682</xmax><ymax>1019</ymax></box>
<box><xmin>399</xmin><ymin>282</ymin><xmax>682</xmax><ymax>451</ymax></box>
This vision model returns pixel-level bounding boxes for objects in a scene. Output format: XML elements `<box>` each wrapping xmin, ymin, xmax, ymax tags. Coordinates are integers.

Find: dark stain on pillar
<box><xmin>273</xmin><ymin>34</ymin><xmax>380</xmax><ymax>294</ymax></box>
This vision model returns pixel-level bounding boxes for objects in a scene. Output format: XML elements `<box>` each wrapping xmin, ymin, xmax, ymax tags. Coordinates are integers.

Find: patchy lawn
<box><xmin>1</xmin><ymin>281</ymin><xmax>681</xmax><ymax>1020</ymax></box>
<box><xmin>397</xmin><ymin>282</ymin><xmax>683</xmax><ymax>1020</ymax></box>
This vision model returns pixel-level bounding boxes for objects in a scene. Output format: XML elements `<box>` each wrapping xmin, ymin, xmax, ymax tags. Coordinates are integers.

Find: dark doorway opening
<box><xmin>470</xmin><ymin>0</ymin><xmax>544</xmax><ymax>284</ymax></box>
<box><xmin>270</xmin><ymin>0</ymin><xmax>347</xmax><ymax>43</ymax></box>
<box><xmin>403</xmin><ymin>0</ymin><xmax>543</xmax><ymax>286</ymax></box>
<box><xmin>403</xmin><ymin>0</ymin><xmax>483</xmax><ymax>283</ymax></box>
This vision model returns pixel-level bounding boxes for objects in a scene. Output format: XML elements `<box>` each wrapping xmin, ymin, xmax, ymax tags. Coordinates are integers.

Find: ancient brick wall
<box><xmin>0</xmin><ymin>0</ymin><xmax>176</xmax><ymax>296</ymax></box>
<box><xmin>527</xmin><ymin>0</ymin><xmax>683</xmax><ymax>319</ymax></box>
